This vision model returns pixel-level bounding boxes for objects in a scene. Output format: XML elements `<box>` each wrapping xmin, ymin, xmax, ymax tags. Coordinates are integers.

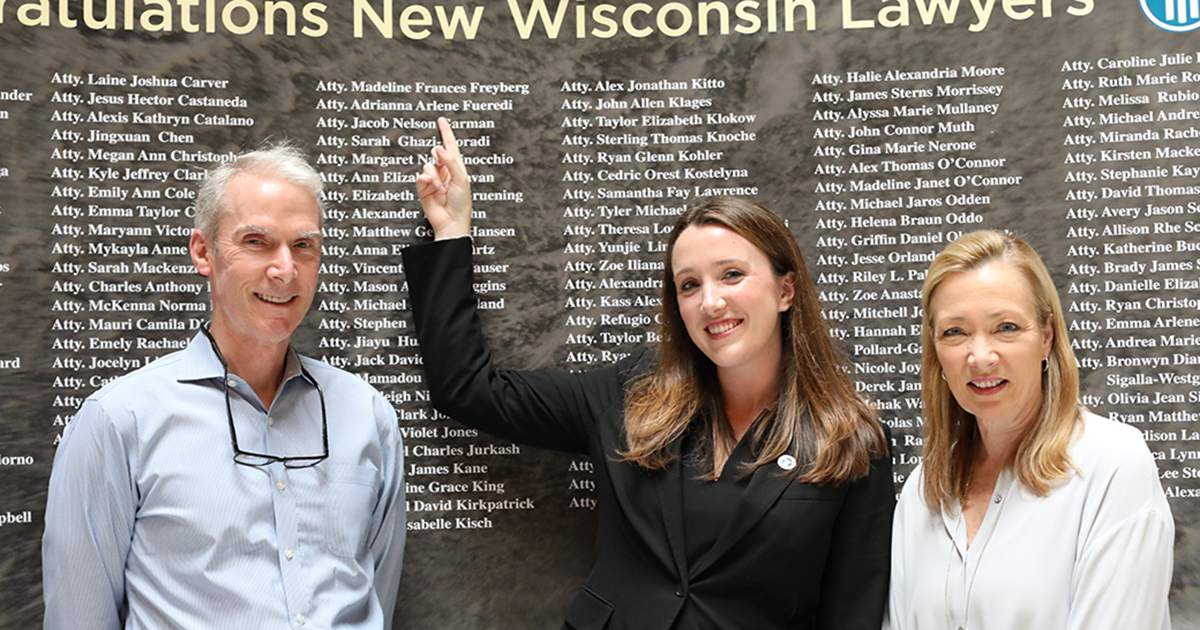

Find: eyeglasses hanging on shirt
<box><xmin>201</xmin><ymin>324</ymin><xmax>329</xmax><ymax>468</ymax></box>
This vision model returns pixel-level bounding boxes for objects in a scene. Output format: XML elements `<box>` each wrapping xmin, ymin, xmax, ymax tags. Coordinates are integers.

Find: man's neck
<box><xmin>209</xmin><ymin>327</ymin><xmax>291</xmax><ymax>408</ymax></box>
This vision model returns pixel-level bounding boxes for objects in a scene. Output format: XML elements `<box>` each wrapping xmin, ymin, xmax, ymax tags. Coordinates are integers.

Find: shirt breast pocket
<box><xmin>324</xmin><ymin>463</ymin><xmax>381</xmax><ymax>559</ymax></box>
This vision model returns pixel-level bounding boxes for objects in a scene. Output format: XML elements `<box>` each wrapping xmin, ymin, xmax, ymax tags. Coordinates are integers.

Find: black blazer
<box><xmin>403</xmin><ymin>238</ymin><xmax>894</xmax><ymax>630</ymax></box>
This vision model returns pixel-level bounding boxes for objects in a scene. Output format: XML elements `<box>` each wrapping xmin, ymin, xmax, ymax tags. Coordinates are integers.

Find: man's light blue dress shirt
<box><xmin>43</xmin><ymin>332</ymin><xmax>405</xmax><ymax>629</ymax></box>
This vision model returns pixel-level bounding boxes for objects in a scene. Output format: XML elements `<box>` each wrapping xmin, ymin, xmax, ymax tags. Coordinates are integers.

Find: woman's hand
<box><xmin>415</xmin><ymin>116</ymin><xmax>472</xmax><ymax>240</ymax></box>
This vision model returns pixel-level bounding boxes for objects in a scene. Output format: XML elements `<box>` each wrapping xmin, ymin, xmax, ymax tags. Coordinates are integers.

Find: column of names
<box><xmin>808</xmin><ymin>63</ymin><xmax>1015</xmax><ymax>479</ymax></box>
<box><xmin>1059</xmin><ymin>52</ymin><xmax>1200</xmax><ymax>498</ymax></box>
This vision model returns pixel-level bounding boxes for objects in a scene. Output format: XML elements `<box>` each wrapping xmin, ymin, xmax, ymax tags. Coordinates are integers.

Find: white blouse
<box><xmin>889</xmin><ymin>412</ymin><xmax>1174</xmax><ymax>630</ymax></box>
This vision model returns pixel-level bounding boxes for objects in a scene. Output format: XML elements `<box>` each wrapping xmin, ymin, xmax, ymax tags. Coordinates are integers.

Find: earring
<box><xmin>941</xmin><ymin>372</ymin><xmax>947</xmax><ymax>382</ymax></box>
<box><xmin>1042</xmin><ymin>358</ymin><xmax>1049</xmax><ymax>373</ymax></box>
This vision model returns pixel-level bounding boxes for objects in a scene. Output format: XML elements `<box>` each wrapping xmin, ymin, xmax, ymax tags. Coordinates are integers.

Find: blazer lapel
<box><xmin>689</xmin><ymin>458</ymin><xmax>793</xmax><ymax>579</ymax></box>
<box><xmin>654</xmin><ymin>437</ymin><xmax>689</xmax><ymax>581</ymax></box>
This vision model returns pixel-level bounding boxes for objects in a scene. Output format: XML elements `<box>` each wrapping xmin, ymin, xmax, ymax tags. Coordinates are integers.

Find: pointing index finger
<box><xmin>436</xmin><ymin>116</ymin><xmax>460</xmax><ymax>160</ymax></box>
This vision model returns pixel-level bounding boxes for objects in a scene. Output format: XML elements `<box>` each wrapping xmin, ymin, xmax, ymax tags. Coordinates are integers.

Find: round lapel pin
<box><xmin>776</xmin><ymin>454</ymin><xmax>797</xmax><ymax>471</ymax></box>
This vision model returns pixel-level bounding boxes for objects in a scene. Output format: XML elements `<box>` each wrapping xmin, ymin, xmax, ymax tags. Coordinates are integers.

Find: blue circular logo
<box><xmin>1141</xmin><ymin>0</ymin><xmax>1200</xmax><ymax>31</ymax></box>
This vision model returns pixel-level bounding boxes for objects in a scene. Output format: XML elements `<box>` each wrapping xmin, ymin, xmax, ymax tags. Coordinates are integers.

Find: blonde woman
<box><xmin>889</xmin><ymin>230</ymin><xmax>1174</xmax><ymax>630</ymax></box>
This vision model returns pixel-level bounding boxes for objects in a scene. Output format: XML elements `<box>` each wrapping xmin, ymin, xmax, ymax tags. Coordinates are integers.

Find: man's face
<box><xmin>190</xmin><ymin>173</ymin><xmax>322</xmax><ymax>351</ymax></box>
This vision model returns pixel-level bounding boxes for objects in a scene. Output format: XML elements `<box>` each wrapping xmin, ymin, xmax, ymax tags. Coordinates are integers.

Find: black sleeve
<box><xmin>402</xmin><ymin>238</ymin><xmax>646</xmax><ymax>455</ymax></box>
<box><xmin>815</xmin><ymin>425</ymin><xmax>896</xmax><ymax>630</ymax></box>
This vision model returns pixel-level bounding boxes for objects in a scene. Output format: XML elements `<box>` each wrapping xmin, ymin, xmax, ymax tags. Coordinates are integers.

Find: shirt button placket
<box><xmin>272</xmin><ymin>463</ymin><xmax>305</xmax><ymax>618</ymax></box>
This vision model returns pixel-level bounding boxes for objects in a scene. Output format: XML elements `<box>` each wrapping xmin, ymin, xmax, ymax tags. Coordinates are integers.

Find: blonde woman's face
<box><xmin>929</xmin><ymin>263</ymin><xmax>1053</xmax><ymax>435</ymax></box>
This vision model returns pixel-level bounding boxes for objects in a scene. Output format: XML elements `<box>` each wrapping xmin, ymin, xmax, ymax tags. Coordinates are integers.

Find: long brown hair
<box><xmin>620</xmin><ymin>197</ymin><xmax>886</xmax><ymax>484</ymax></box>
<box><xmin>920</xmin><ymin>230</ymin><xmax>1081</xmax><ymax>512</ymax></box>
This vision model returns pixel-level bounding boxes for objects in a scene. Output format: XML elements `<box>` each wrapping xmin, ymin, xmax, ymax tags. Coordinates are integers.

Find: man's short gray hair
<box><xmin>194</xmin><ymin>141</ymin><xmax>325</xmax><ymax>242</ymax></box>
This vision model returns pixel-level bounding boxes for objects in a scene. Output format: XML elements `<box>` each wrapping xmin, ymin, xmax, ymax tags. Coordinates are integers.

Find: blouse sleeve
<box><xmin>885</xmin><ymin>465</ymin><xmax>922</xmax><ymax>630</ymax></box>
<box><xmin>1066</xmin><ymin>432</ymin><xmax>1174</xmax><ymax>630</ymax></box>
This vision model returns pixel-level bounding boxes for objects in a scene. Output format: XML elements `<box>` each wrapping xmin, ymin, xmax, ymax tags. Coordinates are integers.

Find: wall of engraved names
<box><xmin>1</xmin><ymin>2</ymin><xmax>1199</xmax><ymax>627</ymax></box>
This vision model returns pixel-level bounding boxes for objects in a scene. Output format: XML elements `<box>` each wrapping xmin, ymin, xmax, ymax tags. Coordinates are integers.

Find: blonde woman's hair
<box><xmin>920</xmin><ymin>230</ymin><xmax>1081</xmax><ymax>512</ymax></box>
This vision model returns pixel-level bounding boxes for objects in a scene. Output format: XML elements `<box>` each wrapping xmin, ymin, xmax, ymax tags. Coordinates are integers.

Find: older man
<box><xmin>43</xmin><ymin>144</ymin><xmax>405</xmax><ymax>629</ymax></box>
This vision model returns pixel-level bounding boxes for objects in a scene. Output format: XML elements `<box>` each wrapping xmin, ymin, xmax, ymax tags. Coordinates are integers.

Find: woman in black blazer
<box><xmin>403</xmin><ymin>118</ymin><xmax>894</xmax><ymax>630</ymax></box>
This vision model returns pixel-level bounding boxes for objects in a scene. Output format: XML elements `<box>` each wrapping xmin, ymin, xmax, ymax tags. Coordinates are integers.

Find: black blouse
<box><xmin>680</xmin><ymin>417</ymin><xmax>760</xmax><ymax>566</ymax></box>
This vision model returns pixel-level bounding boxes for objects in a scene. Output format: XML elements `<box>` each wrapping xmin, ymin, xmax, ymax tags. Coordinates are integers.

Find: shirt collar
<box><xmin>940</xmin><ymin>467</ymin><xmax>1018</xmax><ymax>552</ymax></box>
<box><xmin>176</xmin><ymin>330</ymin><xmax>305</xmax><ymax>386</ymax></box>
